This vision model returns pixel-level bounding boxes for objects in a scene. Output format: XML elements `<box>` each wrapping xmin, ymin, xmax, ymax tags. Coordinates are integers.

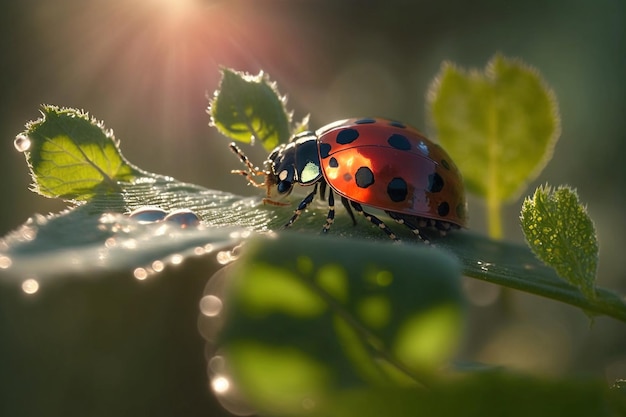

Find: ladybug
<box><xmin>229</xmin><ymin>117</ymin><xmax>467</xmax><ymax>241</ymax></box>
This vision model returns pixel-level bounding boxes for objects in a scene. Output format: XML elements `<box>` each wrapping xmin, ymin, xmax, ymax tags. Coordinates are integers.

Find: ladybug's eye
<box><xmin>276</xmin><ymin>168</ymin><xmax>294</xmax><ymax>194</ymax></box>
<box><xmin>277</xmin><ymin>180</ymin><xmax>292</xmax><ymax>194</ymax></box>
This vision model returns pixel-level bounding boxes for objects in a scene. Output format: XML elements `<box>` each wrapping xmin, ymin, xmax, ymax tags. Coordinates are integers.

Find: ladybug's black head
<box><xmin>265</xmin><ymin>143</ymin><xmax>297</xmax><ymax>196</ymax></box>
<box><xmin>265</xmin><ymin>132</ymin><xmax>323</xmax><ymax>199</ymax></box>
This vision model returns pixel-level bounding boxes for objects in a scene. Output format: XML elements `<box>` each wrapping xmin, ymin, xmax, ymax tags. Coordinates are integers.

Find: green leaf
<box><xmin>16</xmin><ymin>105</ymin><xmax>139</xmax><ymax>201</ymax></box>
<box><xmin>427</xmin><ymin>54</ymin><xmax>560</xmax><ymax>238</ymax></box>
<box><xmin>213</xmin><ymin>233</ymin><xmax>465</xmax><ymax>414</ymax></box>
<box><xmin>209</xmin><ymin>68</ymin><xmax>292</xmax><ymax>151</ymax></box>
<box><xmin>520</xmin><ymin>184</ymin><xmax>598</xmax><ymax>299</ymax></box>
<box><xmin>320</xmin><ymin>372</ymin><xmax>625</xmax><ymax>417</ymax></box>
<box><xmin>5</xmin><ymin>105</ymin><xmax>625</xmax><ymax>324</ymax></box>
<box><xmin>428</xmin><ymin>54</ymin><xmax>560</xmax><ymax>201</ymax></box>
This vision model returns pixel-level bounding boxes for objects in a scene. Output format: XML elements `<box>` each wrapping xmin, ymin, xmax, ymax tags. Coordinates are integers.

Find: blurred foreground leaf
<box><xmin>207</xmin><ymin>234</ymin><xmax>624</xmax><ymax>416</ymax></box>
<box><xmin>214</xmin><ymin>233</ymin><xmax>464</xmax><ymax>414</ymax></box>
<box><xmin>323</xmin><ymin>372</ymin><xmax>625</xmax><ymax>417</ymax></box>
<box><xmin>209</xmin><ymin>68</ymin><xmax>296</xmax><ymax>151</ymax></box>
<box><xmin>428</xmin><ymin>54</ymin><xmax>560</xmax><ymax>238</ymax></box>
<box><xmin>520</xmin><ymin>185</ymin><xmax>598</xmax><ymax>299</ymax></box>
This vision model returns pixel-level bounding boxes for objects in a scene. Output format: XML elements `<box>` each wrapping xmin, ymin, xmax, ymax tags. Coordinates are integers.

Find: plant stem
<box><xmin>486</xmin><ymin>91</ymin><xmax>503</xmax><ymax>240</ymax></box>
<box><xmin>487</xmin><ymin>193</ymin><xmax>503</xmax><ymax>240</ymax></box>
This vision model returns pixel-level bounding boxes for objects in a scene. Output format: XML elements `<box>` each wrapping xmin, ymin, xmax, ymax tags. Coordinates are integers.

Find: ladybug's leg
<box><xmin>283</xmin><ymin>183</ymin><xmax>319</xmax><ymax>229</ymax></box>
<box><xmin>319</xmin><ymin>181</ymin><xmax>327</xmax><ymax>202</ymax></box>
<box><xmin>322</xmin><ymin>189</ymin><xmax>335</xmax><ymax>233</ymax></box>
<box><xmin>341</xmin><ymin>197</ymin><xmax>357</xmax><ymax>226</ymax></box>
<box><xmin>386</xmin><ymin>212</ymin><xmax>430</xmax><ymax>244</ymax></box>
<box><xmin>229</xmin><ymin>143</ymin><xmax>266</xmax><ymax>188</ymax></box>
<box><xmin>349</xmin><ymin>201</ymin><xmax>399</xmax><ymax>241</ymax></box>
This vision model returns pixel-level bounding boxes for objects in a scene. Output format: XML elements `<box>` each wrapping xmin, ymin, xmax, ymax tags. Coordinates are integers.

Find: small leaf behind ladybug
<box><xmin>427</xmin><ymin>54</ymin><xmax>561</xmax><ymax>203</ymax></box>
<box><xmin>209</xmin><ymin>68</ymin><xmax>292</xmax><ymax>152</ymax></box>
<box><xmin>519</xmin><ymin>184</ymin><xmax>598</xmax><ymax>299</ymax></box>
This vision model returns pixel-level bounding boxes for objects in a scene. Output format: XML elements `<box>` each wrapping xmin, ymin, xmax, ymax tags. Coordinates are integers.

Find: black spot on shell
<box><xmin>387</xmin><ymin>134</ymin><xmax>411</xmax><ymax>150</ymax></box>
<box><xmin>428</xmin><ymin>172</ymin><xmax>444</xmax><ymax>193</ymax></box>
<box><xmin>387</xmin><ymin>177</ymin><xmax>408</xmax><ymax>202</ymax></box>
<box><xmin>355</xmin><ymin>118</ymin><xmax>376</xmax><ymax>124</ymax></box>
<box><xmin>336</xmin><ymin>128</ymin><xmax>359</xmax><ymax>144</ymax></box>
<box><xmin>388</xmin><ymin>121</ymin><xmax>406</xmax><ymax>129</ymax></box>
<box><xmin>329</xmin><ymin>157</ymin><xmax>339</xmax><ymax>168</ymax></box>
<box><xmin>438</xmin><ymin>202</ymin><xmax>450</xmax><ymax>217</ymax></box>
<box><xmin>319</xmin><ymin>143</ymin><xmax>331</xmax><ymax>158</ymax></box>
<box><xmin>355</xmin><ymin>167</ymin><xmax>375</xmax><ymax>188</ymax></box>
<box><xmin>441</xmin><ymin>159</ymin><xmax>450</xmax><ymax>170</ymax></box>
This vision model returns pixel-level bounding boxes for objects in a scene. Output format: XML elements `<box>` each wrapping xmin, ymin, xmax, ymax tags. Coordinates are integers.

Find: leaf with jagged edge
<box><xmin>209</xmin><ymin>68</ymin><xmax>293</xmax><ymax>152</ymax></box>
<box><xmin>2</xmin><ymin>90</ymin><xmax>625</xmax><ymax>325</ymax></box>
<box><xmin>17</xmin><ymin>105</ymin><xmax>140</xmax><ymax>201</ymax></box>
<box><xmin>520</xmin><ymin>184</ymin><xmax>598</xmax><ymax>300</ymax></box>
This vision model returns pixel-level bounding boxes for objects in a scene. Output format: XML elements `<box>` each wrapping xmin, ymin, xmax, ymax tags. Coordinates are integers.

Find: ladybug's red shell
<box><xmin>316</xmin><ymin>118</ymin><xmax>467</xmax><ymax>227</ymax></box>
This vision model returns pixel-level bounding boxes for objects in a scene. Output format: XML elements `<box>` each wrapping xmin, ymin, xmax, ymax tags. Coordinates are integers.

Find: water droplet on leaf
<box><xmin>14</xmin><ymin>134</ymin><xmax>31</xmax><ymax>152</ymax></box>
<box><xmin>164</xmin><ymin>209</ymin><xmax>201</xmax><ymax>228</ymax></box>
<box><xmin>128</xmin><ymin>207</ymin><xmax>167</xmax><ymax>223</ymax></box>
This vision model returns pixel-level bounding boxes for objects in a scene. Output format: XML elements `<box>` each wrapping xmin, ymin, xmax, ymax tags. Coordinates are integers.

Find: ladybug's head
<box><xmin>265</xmin><ymin>132</ymin><xmax>323</xmax><ymax>201</ymax></box>
<box><xmin>265</xmin><ymin>143</ymin><xmax>297</xmax><ymax>198</ymax></box>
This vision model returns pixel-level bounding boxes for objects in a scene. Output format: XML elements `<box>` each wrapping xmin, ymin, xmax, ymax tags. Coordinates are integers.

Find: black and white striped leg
<box><xmin>386</xmin><ymin>211</ymin><xmax>430</xmax><ymax>244</ymax></box>
<box><xmin>322</xmin><ymin>189</ymin><xmax>335</xmax><ymax>233</ymax></box>
<box><xmin>350</xmin><ymin>201</ymin><xmax>399</xmax><ymax>241</ymax></box>
<box><xmin>228</xmin><ymin>143</ymin><xmax>266</xmax><ymax>188</ymax></box>
<box><xmin>283</xmin><ymin>183</ymin><xmax>319</xmax><ymax>229</ymax></box>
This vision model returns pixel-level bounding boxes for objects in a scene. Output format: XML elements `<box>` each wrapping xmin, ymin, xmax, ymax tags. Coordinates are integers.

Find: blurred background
<box><xmin>0</xmin><ymin>0</ymin><xmax>624</xmax><ymax>414</ymax></box>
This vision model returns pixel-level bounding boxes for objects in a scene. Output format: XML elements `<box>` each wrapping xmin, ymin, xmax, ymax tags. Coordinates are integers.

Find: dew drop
<box><xmin>170</xmin><ymin>254</ymin><xmax>184</xmax><ymax>265</ymax></box>
<box><xmin>164</xmin><ymin>209</ymin><xmax>201</xmax><ymax>228</ymax></box>
<box><xmin>128</xmin><ymin>207</ymin><xmax>167</xmax><ymax>223</ymax></box>
<box><xmin>200</xmin><ymin>295</ymin><xmax>223</xmax><ymax>317</ymax></box>
<box><xmin>18</xmin><ymin>225</ymin><xmax>37</xmax><ymax>241</ymax></box>
<box><xmin>151</xmin><ymin>260</ymin><xmax>165</xmax><ymax>272</ymax></box>
<box><xmin>21</xmin><ymin>278</ymin><xmax>39</xmax><ymax>294</ymax></box>
<box><xmin>133</xmin><ymin>267</ymin><xmax>148</xmax><ymax>280</ymax></box>
<box><xmin>0</xmin><ymin>255</ymin><xmax>12</xmax><ymax>269</ymax></box>
<box><xmin>14</xmin><ymin>134</ymin><xmax>31</xmax><ymax>152</ymax></box>
<box><xmin>216</xmin><ymin>251</ymin><xmax>236</xmax><ymax>265</ymax></box>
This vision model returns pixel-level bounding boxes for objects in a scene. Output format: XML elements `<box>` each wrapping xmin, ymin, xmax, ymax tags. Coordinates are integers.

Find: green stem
<box><xmin>486</xmin><ymin>96</ymin><xmax>503</xmax><ymax>240</ymax></box>
<box><xmin>487</xmin><ymin>193</ymin><xmax>503</xmax><ymax>240</ymax></box>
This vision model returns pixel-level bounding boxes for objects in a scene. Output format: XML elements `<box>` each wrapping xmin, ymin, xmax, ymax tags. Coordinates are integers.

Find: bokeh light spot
<box><xmin>211</xmin><ymin>375</ymin><xmax>231</xmax><ymax>394</ymax></box>
<box><xmin>200</xmin><ymin>295</ymin><xmax>223</xmax><ymax>317</ymax></box>
<box><xmin>133</xmin><ymin>267</ymin><xmax>148</xmax><ymax>280</ymax></box>
<box><xmin>21</xmin><ymin>278</ymin><xmax>40</xmax><ymax>294</ymax></box>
